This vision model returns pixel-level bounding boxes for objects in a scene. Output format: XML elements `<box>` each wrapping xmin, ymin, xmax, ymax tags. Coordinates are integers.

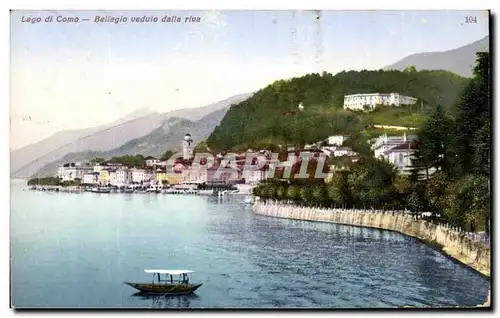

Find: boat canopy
<box><xmin>144</xmin><ymin>269</ymin><xmax>194</xmax><ymax>275</ymax></box>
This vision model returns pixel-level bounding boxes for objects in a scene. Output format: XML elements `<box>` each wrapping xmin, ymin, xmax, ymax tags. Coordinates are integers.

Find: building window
<box><xmin>399</xmin><ymin>153</ymin><xmax>404</xmax><ymax>164</ymax></box>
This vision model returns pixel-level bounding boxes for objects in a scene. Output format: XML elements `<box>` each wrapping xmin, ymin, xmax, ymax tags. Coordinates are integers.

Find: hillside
<box><xmin>206</xmin><ymin>70</ymin><xmax>469</xmax><ymax>151</ymax></box>
<box><xmin>10</xmin><ymin>107</ymin><xmax>157</xmax><ymax>173</ymax></box>
<box><xmin>12</xmin><ymin>93</ymin><xmax>252</xmax><ymax>178</ymax></box>
<box><xmin>31</xmin><ymin>107</ymin><xmax>231</xmax><ymax>177</ymax></box>
<box><xmin>384</xmin><ymin>35</ymin><xmax>489</xmax><ymax>77</ymax></box>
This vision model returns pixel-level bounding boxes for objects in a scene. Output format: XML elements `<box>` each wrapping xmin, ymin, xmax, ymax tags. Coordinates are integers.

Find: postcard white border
<box><xmin>3</xmin><ymin>0</ymin><xmax>496</xmax><ymax>317</ymax></box>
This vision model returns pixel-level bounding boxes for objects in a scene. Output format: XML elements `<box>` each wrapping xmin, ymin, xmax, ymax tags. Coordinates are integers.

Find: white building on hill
<box><xmin>371</xmin><ymin>133</ymin><xmax>417</xmax><ymax>159</ymax></box>
<box><xmin>343</xmin><ymin>93</ymin><xmax>418</xmax><ymax>111</ymax></box>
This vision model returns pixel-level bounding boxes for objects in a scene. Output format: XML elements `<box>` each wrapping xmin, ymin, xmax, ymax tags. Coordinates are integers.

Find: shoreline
<box><xmin>253</xmin><ymin>201</ymin><xmax>491</xmax><ymax>307</ymax></box>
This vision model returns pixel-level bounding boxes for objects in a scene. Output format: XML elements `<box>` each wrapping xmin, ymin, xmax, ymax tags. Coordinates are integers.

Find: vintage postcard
<box><xmin>10</xmin><ymin>9</ymin><xmax>491</xmax><ymax>309</ymax></box>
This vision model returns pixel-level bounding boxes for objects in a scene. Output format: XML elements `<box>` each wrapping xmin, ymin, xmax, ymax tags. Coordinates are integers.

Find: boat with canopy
<box><xmin>125</xmin><ymin>269</ymin><xmax>202</xmax><ymax>295</ymax></box>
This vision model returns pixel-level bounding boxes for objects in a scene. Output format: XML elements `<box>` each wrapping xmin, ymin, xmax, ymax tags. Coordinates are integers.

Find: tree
<box><xmin>276</xmin><ymin>183</ymin><xmax>287</xmax><ymax>201</ymax></box>
<box><xmin>441</xmin><ymin>175</ymin><xmax>489</xmax><ymax>232</ymax></box>
<box><xmin>453</xmin><ymin>51</ymin><xmax>490</xmax><ymax>175</ymax></box>
<box><xmin>206</xmin><ymin>70</ymin><xmax>468</xmax><ymax>150</ymax></box>
<box><xmin>90</xmin><ymin>157</ymin><xmax>105</xmax><ymax>165</ymax></box>
<box><xmin>299</xmin><ymin>186</ymin><xmax>312</xmax><ymax>204</ymax></box>
<box><xmin>286</xmin><ymin>184</ymin><xmax>300</xmax><ymax>202</ymax></box>
<box><xmin>404</xmin><ymin>65</ymin><xmax>417</xmax><ymax>73</ymax></box>
<box><xmin>311</xmin><ymin>185</ymin><xmax>327</xmax><ymax>207</ymax></box>
<box><xmin>326</xmin><ymin>171</ymin><xmax>350</xmax><ymax>208</ymax></box>
<box><xmin>407</xmin><ymin>189</ymin><xmax>425</xmax><ymax>215</ymax></box>
<box><xmin>393</xmin><ymin>175</ymin><xmax>412</xmax><ymax>208</ymax></box>
<box><xmin>472</xmin><ymin>119</ymin><xmax>491</xmax><ymax>176</ymax></box>
<box><xmin>347</xmin><ymin>157</ymin><xmax>396</xmax><ymax>209</ymax></box>
<box><xmin>414</xmin><ymin>104</ymin><xmax>455</xmax><ymax>175</ymax></box>
<box><xmin>424</xmin><ymin>171</ymin><xmax>451</xmax><ymax>217</ymax></box>
<box><xmin>160</xmin><ymin>150</ymin><xmax>175</xmax><ymax>161</ymax></box>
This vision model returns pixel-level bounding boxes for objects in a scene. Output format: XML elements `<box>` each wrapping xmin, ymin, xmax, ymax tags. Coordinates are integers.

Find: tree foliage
<box><xmin>253</xmin><ymin>52</ymin><xmax>490</xmax><ymax>234</ymax></box>
<box><xmin>207</xmin><ymin>70</ymin><xmax>468</xmax><ymax>151</ymax></box>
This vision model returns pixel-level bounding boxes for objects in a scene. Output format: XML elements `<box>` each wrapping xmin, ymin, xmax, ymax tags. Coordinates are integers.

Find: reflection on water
<box><xmin>130</xmin><ymin>292</ymin><xmax>199</xmax><ymax>309</ymax></box>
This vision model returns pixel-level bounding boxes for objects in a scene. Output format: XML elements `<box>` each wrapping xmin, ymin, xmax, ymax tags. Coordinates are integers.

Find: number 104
<box><xmin>465</xmin><ymin>16</ymin><xmax>477</xmax><ymax>23</ymax></box>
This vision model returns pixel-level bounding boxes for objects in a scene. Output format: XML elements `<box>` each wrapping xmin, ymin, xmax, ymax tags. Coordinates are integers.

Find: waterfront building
<box><xmin>164</xmin><ymin>172</ymin><xmax>184</xmax><ymax>185</ymax></box>
<box><xmin>98</xmin><ymin>170</ymin><xmax>111</xmax><ymax>185</ymax></box>
<box><xmin>82</xmin><ymin>172</ymin><xmax>99</xmax><ymax>185</ymax></box>
<box><xmin>108</xmin><ymin>168</ymin><xmax>132</xmax><ymax>186</ymax></box>
<box><xmin>343</xmin><ymin>93</ymin><xmax>418</xmax><ymax>111</ymax></box>
<box><xmin>131</xmin><ymin>168</ymin><xmax>147</xmax><ymax>183</ymax></box>
<box><xmin>156</xmin><ymin>168</ymin><xmax>183</xmax><ymax>185</ymax></box>
<box><xmin>182</xmin><ymin>166</ymin><xmax>208</xmax><ymax>184</ymax></box>
<box><xmin>57</xmin><ymin>163</ymin><xmax>93</xmax><ymax>181</ymax></box>
<box><xmin>109</xmin><ymin>171</ymin><xmax>118</xmax><ymax>186</ymax></box>
<box><xmin>206</xmin><ymin>163</ymin><xmax>242</xmax><ymax>185</ymax></box>
<box><xmin>155</xmin><ymin>169</ymin><xmax>167</xmax><ymax>184</ymax></box>
<box><xmin>182</xmin><ymin>133</ymin><xmax>194</xmax><ymax>160</ymax></box>
<box><xmin>242</xmin><ymin>169</ymin><xmax>266</xmax><ymax>184</ymax></box>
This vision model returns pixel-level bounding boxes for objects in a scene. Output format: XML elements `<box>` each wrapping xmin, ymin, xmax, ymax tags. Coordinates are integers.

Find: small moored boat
<box><xmin>125</xmin><ymin>269</ymin><xmax>202</xmax><ymax>295</ymax></box>
<box><xmin>90</xmin><ymin>186</ymin><xmax>111</xmax><ymax>193</ymax></box>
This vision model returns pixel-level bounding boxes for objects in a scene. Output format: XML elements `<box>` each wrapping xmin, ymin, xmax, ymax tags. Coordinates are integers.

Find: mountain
<box><xmin>30</xmin><ymin>106</ymin><xmax>232</xmax><ymax>177</ymax></box>
<box><xmin>206</xmin><ymin>70</ymin><xmax>469</xmax><ymax>151</ymax></box>
<box><xmin>10</xmin><ymin>108</ymin><xmax>158</xmax><ymax>173</ymax></box>
<box><xmin>384</xmin><ymin>36</ymin><xmax>489</xmax><ymax>77</ymax></box>
<box><xmin>14</xmin><ymin>93</ymin><xmax>252</xmax><ymax>178</ymax></box>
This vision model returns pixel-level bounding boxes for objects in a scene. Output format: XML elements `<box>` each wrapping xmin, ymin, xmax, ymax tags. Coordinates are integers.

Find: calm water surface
<box><xmin>10</xmin><ymin>181</ymin><xmax>489</xmax><ymax>308</ymax></box>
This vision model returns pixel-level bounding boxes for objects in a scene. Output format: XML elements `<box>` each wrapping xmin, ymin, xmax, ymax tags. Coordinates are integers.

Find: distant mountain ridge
<box><xmin>12</xmin><ymin>92</ymin><xmax>253</xmax><ymax>178</ymax></box>
<box><xmin>31</xmin><ymin>106</ymin><xmax>232</xmax><ymax>177</ymax></box>
<box><xmin>384</xmin><ymin>35</ymin><xmax>489</xmax><ymax>77</ymax></box>
<box><xmin>10</xmin><ymin>107</ymin><xmax>158</xmax><ymax>173</ymax></box>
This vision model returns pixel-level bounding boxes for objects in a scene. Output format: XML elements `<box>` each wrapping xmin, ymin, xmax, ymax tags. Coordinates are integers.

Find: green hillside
<box><xmin>206</xmin><ymin>70</ymin><xmax>468</xmax><ymax>151</ymax></box>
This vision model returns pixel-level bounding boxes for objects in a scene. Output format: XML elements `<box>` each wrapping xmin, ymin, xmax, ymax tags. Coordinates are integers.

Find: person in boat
<box><xmin>182</xmin><ymin>273</ymin><xmax>189</xmax><ymax>284</ymax></box>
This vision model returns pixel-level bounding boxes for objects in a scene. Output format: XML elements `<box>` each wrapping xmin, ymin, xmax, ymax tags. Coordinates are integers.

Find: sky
<box><xmin>10</xmin><ymin>9</ymin><xmax>489</xmax><ymax>150</ymax></box>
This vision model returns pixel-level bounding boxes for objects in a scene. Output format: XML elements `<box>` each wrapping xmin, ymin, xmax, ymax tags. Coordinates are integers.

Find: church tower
<box><xmin>182</xmin><ymin>133</ymin><xmax>194</xmax><ymax>160</ymax></box>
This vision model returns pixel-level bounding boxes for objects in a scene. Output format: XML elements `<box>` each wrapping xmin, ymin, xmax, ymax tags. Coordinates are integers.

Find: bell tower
<box><xmin>182</xmin><ymin>133</ymin><xmax>194</xmax><ymax>160</ymax></box>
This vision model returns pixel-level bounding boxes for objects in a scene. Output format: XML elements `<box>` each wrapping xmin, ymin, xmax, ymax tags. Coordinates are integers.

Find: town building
<box><xmin>182</xmin><ymin>166</ymin><xmax>208</xmax><ymax>184</ymax></box>
<box><xmin>109</xmin><ymin>170</ymin><xmax>118</xmax><ymax>186</ymax></box>
<box><xmin>145</xmin><ymin>156</ymin><xmax>161</xmax><ymax>167</ymax></box>
<box><xmin>57</xmin><ymin>163</ymin><xmax>93</xmax><ymax>181</ymax></box>
<box><xmin>381</xmin><ymin>140</ymin><xmax>417</xmax><ymax>173</ymax></box>
<box><xmin>131</xmin><ymin>168</ymin><xmax>154</xmax><ymax>184</ymax></box>
<box><xmin>371</xmin><ymin>133</ymin><xmax>417</xmax><ymax>159</ymax></box>
<box><xmin>98</xmin><ymin>170</ymin><xmax>111</xmax><ymax>185</ymax></box>
<box><xmin>164</xmin><ymin>172</ymin><xmax>184</xmax><ymax>185</ymax></box>
<box><xmin>327</xmin><ymin>135</ymin><xmax>348</xmax><ymax>146</ymax></box>
<box><xmin>82</xmin><ymin>172</ymin><xmax>99</xmax><ymax>185</ymax></box>
<box><xmin>321</xmin><ymin>146</ymin><xmax>357</xmax><ymax>157</ymax></box>
<box><xmin>242</xmin><ymin>169</ymin><xmax>266</xmax><ymax>184</ymax></box>
<box><xmin>108</xmin><ymin>168</ymin><xmax>133</xmax><ymax>186</ymax></box>
<box><xmin>343</xmin><ymin>93</ymin><xmax>418</xmax><ymax>111</ymax></box>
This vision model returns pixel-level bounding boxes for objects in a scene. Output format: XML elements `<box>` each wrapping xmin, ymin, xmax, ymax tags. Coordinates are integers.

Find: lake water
<box><xmin>10</xmin><ymin>180</ymin><xmax>490</xmax><ymax>308</ymax></box>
